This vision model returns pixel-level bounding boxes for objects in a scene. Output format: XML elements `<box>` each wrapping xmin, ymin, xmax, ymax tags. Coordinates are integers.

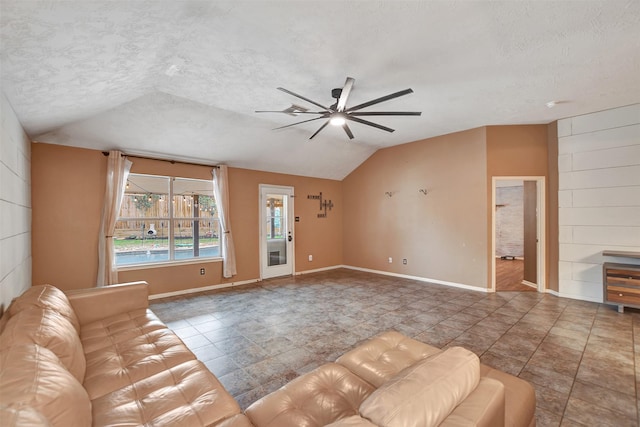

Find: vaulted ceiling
<box><xmin>1</xmin><ymin>1</ymin><xmax>639</xmax><ymax>179</ymax></box>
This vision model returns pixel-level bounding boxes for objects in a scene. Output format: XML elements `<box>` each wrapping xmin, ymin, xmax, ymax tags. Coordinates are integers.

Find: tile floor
<box><xmin>150</xmin><ymin>269</ymin><xmax>640</xmax><ymax>426</ymax></box>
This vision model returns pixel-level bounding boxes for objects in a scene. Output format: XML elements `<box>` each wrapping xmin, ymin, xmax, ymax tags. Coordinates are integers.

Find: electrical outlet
<box><xmin>403</xmin><ymin>259</ymin><xmax>407</xmax><ymax>265</ymax></box>
<box><xmin>308</xmin><ymin>255</ymin><xmax>313</xmax><ymax>262</ymax></box>
<box><xmin>388</xmin><ymin>257</ymin><xmax>393</xmax><ymax>264</ymax></box>
<box><xmin>200</xmin><ymin>268</ymin><xmax>205</xmax><ymax>275</ymax></box>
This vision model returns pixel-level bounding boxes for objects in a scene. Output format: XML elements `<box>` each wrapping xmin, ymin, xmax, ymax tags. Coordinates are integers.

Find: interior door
<box><xmin>260</xmin><ymin>185</ymin><xmax>294</xmax><ymax>279</ymax></box>
<box><xmin>523</xmin><ymin>180</ymin><xmax>538</xmax><ymax>285</ymax></box>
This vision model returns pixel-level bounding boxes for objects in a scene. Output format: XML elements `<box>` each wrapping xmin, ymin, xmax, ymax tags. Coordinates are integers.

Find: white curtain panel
<box><xmin>97</xmin><ymin>151</ymin><xmax>132</xmax><ymax>286</ymax></box>
<box><xmin>213</xmin><ymin>165</ymin><xmax>237</xmax><ymax>278</ymax></box>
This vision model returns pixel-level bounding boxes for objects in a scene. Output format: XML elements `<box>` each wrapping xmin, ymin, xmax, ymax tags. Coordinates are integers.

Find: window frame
<box><xmin>115</xmin><ymin>173</ymin><xmax>222</xmax><ymax>268</ymax></box>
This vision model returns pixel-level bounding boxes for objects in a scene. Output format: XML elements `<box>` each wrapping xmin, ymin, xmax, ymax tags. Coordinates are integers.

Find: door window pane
<box><xmin>265</xmin><ymin>194</ymin><xmax>287</xmax><ymax>266</ymax></box>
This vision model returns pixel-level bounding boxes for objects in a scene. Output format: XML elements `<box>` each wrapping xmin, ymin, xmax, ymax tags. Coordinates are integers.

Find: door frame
<box><xmin>491</xmin><ymin>176</ymin><xmax>546</xmax><ymax>292</ymax></box>
<box><xmin>259</xmin><ymin>184</ymin><xmax>295</xmax><ymax>279</ymax></box>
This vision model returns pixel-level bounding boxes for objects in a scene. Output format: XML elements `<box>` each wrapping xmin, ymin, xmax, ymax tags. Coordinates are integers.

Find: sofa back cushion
<box><xmin>336</xmin><ymin>331</ymin><xmax>440</xmax><ymax>388</ymax></box>
<box><xmin>0</xmin><ymin>308</ymin><xmax>86</xmax><ymax>382</ymax></box>
<box><xmin>0</xmin><ymin>344</ymin><xmax>91</xmax><ymax>427</ymax></box>
<box><xmin>359</xmin><ymin>346</ymin><xmax>480</xmax><ymax>427</ymax></box>
<box><xmin>7</xmin><ymin>285</ymin><xmax>80</xmax><ymax>333</ymax></box>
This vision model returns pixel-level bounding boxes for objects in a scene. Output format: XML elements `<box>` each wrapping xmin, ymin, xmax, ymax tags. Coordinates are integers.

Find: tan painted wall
<box><xmin>226</xmin><ymin>167</ymin><xmax>343</xmax><ymax>282</ymax></box>
<box><xmin>31</xmin><ymin>145</ymin><xmax>343</xmax><ymax>295</ymax></box>
<box><xmin>31</xmin><ymin>144</ymin><xmax>106</xmax><ymax>291</ymax></box>
<box><xmin>485</xmin><ymin>125</ymin><xmax>549</xmax><ymax>288</ymax></box>
<box><xmin>342</xmin><ymin>128</ymin><xmax>488</xmax><ymax>289</ymax></box>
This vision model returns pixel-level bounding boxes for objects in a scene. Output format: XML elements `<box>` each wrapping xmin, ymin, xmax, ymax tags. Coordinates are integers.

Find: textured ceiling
<box><xmin>1</xmin><ymin>0</ymin><xmax>639</xmax><ymax>180</ymax></box>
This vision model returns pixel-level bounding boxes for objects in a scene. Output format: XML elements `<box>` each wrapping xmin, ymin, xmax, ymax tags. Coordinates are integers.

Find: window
<box><xmin>115</xmin><ymin>174</ymin><xmax>220</xmax><ymax>266</ymax></box>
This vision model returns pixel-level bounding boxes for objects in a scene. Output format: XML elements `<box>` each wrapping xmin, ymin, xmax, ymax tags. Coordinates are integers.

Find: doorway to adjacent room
<box><xmin>492</xmin><ymin>177</ymin><xmax>545</xmax><ymax>292</ymax></box>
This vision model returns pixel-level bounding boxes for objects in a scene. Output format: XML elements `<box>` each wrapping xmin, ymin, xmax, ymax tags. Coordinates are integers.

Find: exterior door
<box><xmin>260</xmin><ymin>185</ymin><xmax>294</xmax><ymax>279</ymax></box>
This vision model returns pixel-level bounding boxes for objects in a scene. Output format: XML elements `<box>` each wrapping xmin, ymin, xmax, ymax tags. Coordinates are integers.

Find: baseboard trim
<box><xmin>521</xmin><ymin>280</ymin><xmax>538</xmax><ymax>289</ymax></box>
<box><xmin>342</xmin><ymin>265</ymin><xmax>489</xmax><ymax>293</ymax></box>
<box><xmin>148</xmin><ymin>278</ymin><xmax>261</xmax><ymax>300</ymax></box>
<box><xmin>295</xmin><ymin>265</ymin><xmax>344</xmax><ymax>275</ymax></box>
<box><xmin>545</xmin><ymin>288</ymin><xmax>602</xmax><ymax>303</ymax></box>
<box><xmin>546</xmin><ymin>289</ymin><xmax>560</xmax><ymax>297</ymax></box>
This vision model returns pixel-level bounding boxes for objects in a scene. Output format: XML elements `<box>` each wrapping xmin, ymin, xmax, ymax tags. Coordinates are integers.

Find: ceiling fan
<box><xmin>256</xmin><ymin>77</ymin><xmax>422</xmax><ymax>140</ymax></box>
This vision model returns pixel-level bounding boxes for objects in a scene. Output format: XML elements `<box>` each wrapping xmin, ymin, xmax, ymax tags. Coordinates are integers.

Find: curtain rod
<box><xmin>102</xmin><ymin>151</ymin><xmax>219</xmax><ymax>169</ymax></box>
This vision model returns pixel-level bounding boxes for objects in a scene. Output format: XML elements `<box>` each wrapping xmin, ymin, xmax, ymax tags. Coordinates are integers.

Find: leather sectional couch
<box><xmin>0</xmin><ymin>281</ymin><xmax>535</xmax><ymax>426</ymax></box>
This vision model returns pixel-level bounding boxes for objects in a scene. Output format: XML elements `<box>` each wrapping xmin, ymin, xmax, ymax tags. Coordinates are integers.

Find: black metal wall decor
<box><xmin>307</xmin><ymin>192</ymin><xmax>334</xmax><ymax>218</ymax></box>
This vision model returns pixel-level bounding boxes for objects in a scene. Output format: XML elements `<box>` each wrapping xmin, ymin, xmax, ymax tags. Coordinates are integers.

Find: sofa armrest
<box><xmin>65</xmin><ymin>282</ymin><xmax>149</xmax><ymax>326</ymax></box>
<box><xmin>439</xmin><ymin>377</ymin><xmax>505</xmax><ymax>427</ymax></box>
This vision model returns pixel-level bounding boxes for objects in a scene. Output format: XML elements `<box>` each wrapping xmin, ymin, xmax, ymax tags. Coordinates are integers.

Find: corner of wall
<box><xmin>546</xmin><ymin>121</ymin><xmax>559</xmax><ymax>292</ymax></box>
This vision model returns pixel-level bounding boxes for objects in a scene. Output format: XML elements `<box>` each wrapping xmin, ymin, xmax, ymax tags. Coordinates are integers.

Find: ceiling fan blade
<box><xmin>277</xmin><ymin>87</ymin><xmax>330</xmax><ymax>111</ymax></box>
<box><xmin>255</xmin><ymin>110</ymin><xmax>326</xmax><ymax>114</ymax></box>
<box><xmin>336</xmin><ymin>77</ymin><xmax>355</xmax><ymax>112</ymax></box>
<box><xmin>273</xmin><ymin>116</ymin><xmax>326</xmax><ymax>130</ymax></box>
<box><xmin>346</xmin><ymin>115</ymin><xmax>395</xmax><ymax>133</ymax></box>
<box><xmin>342</xmin><ymin>123</ymin><xmax>354</xmax><ymax>139</ymax></box>
<box><xmin>309</xmin><ymin>120</ymin><xmax>330</xmax><ymax>140</ymax></box>
<box><xmin>345</xmin><ymin>89</ymin><xmax>414</xmax><ymax>113</ymax></box>
<box><xmin>349</xmin><ymin>111</ymin><xmax>422</xmax><ymax>116</ymax></box>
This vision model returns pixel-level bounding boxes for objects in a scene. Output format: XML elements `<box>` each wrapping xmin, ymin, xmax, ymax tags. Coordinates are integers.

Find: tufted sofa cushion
<box><xmin>325</xmin><ymin>415</ymin><xmax>379</xmax><ymax>426</ymax></box>
<box><xmin>245</xmin><ymin>363</ymin><xmax>376</xmax><ymax>427</ymax></box>
<box><xmin>0</xmin><ymin>308</ymin><xmax>86</xmax><ymax>382</ymax></box>
<box><xmin>82</xmin><ymin>321</ymin><xmax>196</xmax><ymax>399</ymax></box>
<box><xmin>336</xmin><ymin>330</ymin><xmax>440</xmax><ymax>387</ymax></box>
<box><xmin>359</xmin><ymin>347</ymin><xmax>480</xmax><ymax>427</ymax></box>
<box><xmin>79</xmin><ymin>308</ymin><xmax>167</xmax><ymax>354</ymax></box>
<box><xmin>0</xmin><ymin>344</ymin><xmax>91</xmax><ymax>427</ymax></box>
<box><xmin>215</xmin><ymin>414</ymin><xmax>257</xmax><ymax>427</ymax></box>
<box><xmin>7</xmin><ymin>284</ymin><xmax>80</xmax><ymax>333</ymax></box>
<box><xmin>91</xmin><ymin>359</ymin><xmax>241</xmax><ymax>427</ymax></box>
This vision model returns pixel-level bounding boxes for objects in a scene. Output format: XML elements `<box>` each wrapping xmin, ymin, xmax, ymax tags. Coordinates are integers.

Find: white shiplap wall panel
<box><xmin>572</xmin><ymin>186</ymin><xmax>640</xmax><ymax>207</ymax></box>
<box><xmin>558</xmin><ymin>190</ymin><xmax>573</xmax><ymax>208</ymax></box>
<box><xmin>559</xmin><ymin>165</ymin><xmax>640</xmax><ymax>190</ymax></box>
<box><xmin>557</xmin><ymin>119</ymin><xmax>572</xmax><ymax>138</ymax></box>
<box><xmin>572</xmin><ymin>145</ymin><xmax>640</xmax><ymax>171</ymax></box>
<box><xmin>573</xmin><ymin>226</ymin><xmax>640</xmax><ymax>246</ymax></box>
<box><xmin>559</xmin><ymin>226</ymin><xmax>573</xmax><ymax>244</ymax></box>
<box><xmin>559</xmin><ymin>207</ymin><xmax>640</xmax><ymax>226</ymax></box>
<box><xmin>0</xmin><ymin>92</ymin><xmax>31</xmax><ymax>314</ymax></box>
<box><xmin>560</xmin><ymin>243</ymin><xmax>640</xmax><ymax>263</ymax></box>
<box><xmin>571</xmin><ymin>262</ymin><xmax>603</xmax><ymax>284</ymax></box>
<box><xmin>559</xmin><ymin>261</ymin><xmax>572</xmax><ymax>280</ymax></box>
<box><xmin>570</xmin><ymin>104</ymin><xmax>640</xmax><ymax>135</ymax></box>
<box><xmin>559</xmin><ymin>279</ymin><xmax>602</xmax><ymax>302</ymax></box>
<box><xmin>557</xmin><ymin>104</ymin><xmax>640</xmax><ymax>303</ymax></box>
<box><xmin>560</xmin><ymin>243</ymin><xmax>614</xmax><ymax>263</ymax></box>
<box><xmin>558</xmin><ymin>154</ymin><xmax>572</xmax><ymax>173</ymax></box>
<box><xmin>558</xmin><ymin>124</ymin><xmax>640</xmax><ymax>155</ymax></box>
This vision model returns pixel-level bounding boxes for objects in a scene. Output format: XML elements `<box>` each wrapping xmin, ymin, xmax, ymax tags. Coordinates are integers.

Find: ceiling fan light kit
<box><xmin>329</xmin><ymin>114</ymin><xmax>346</xmax><ymax>126</ymax></box>
<box><xmin>256</xmin><ymin>77</ymin><xmax>422</xmax><ymax>140</ymax></box>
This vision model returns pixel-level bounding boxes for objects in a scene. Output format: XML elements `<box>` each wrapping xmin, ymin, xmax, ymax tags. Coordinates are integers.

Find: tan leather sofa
<box><xmin>246</xmin><ymin>331</ymin><xmax>535</xmax><ymax>427</ymax></box>
<box><xmin>0</xmin><ymin>282</ymin><xmax>252</xmax><ymax>427</ymax></box>
<box><xmin>1</xmin><ymin>282</ymin><xmax>535</xmax><ymax>427</ymax></box>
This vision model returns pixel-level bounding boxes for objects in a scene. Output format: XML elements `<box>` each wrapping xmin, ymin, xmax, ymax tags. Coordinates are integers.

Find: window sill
<box><xmin>117</xmin><ymin>257</ymin><xmax>223</xmax><ymax>271</ymax></box>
